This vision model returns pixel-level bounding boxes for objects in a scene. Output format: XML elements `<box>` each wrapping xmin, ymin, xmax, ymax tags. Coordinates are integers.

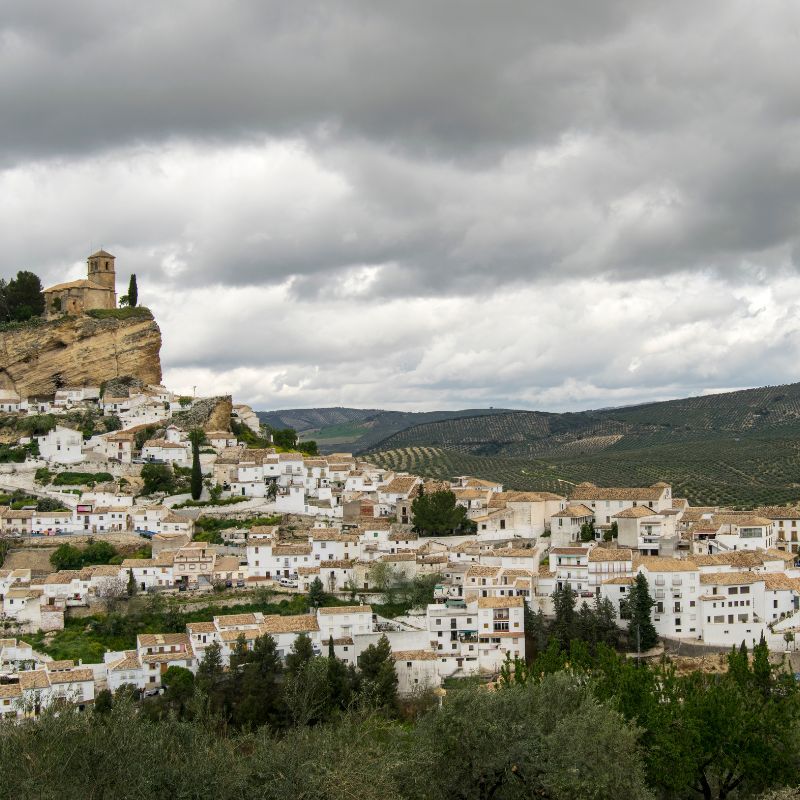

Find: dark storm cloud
<box><xmin>3</xmin><ymin>1</ymin><xmax>800</xmax><ymax>408</ymax></box>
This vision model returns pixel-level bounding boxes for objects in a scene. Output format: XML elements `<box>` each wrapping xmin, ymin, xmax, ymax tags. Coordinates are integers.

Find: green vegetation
<box><xmin>362</xmin><ymin>382</ymin><xmax>800</xmax><ymax>506</ymax></box>
<box><xmin>194</xmin><ymin>514</ymin><xmax>281</xmax><ymax>536</ymax></box>
<box><xmin>230</xmin><ymin>417</ymin><xmax>272</xmax><ymax>448</ymax></box>
<box><xmin>140</xmin><ymin>463</ymin><xmax>176</xmax><ymax>495</ymax></box>
<box><xmin>119</xmin><ymin>273</ymin><xmax>138</xmax><ymax>307</ymax></box>
<box><xmin>367</xmin><ymin>433</ymin><xmax>800</xmax><ymax>507</ymax></box>
<box><xmin>85</xmin><ymin>306</ymin><xmax>153</xmax><ymax>321</ymax></box>
<box><xmin>50</xmin><ymin>539</ymin><xmax>121</xmax><ymax>571</ymax></box>
<box><xmin>411</xmin><ymin>488</ymin><xmax>475</xmax><ymax>535</ymax></box>
<box><xmin>10</xmin><ymin>588</ymin><xmax>800</xmax><ymax>800</ymax></box>
<box><xmin>52</xmin><ymin>471</ymin><xmax>113</xmax><ymax>486</ymax></box>
<box><xmin>620</xmin><ymin>573</ymin><xmax>658</xmax><ymax>651</ymax></box>
<box><xmin>172</xmin><ymin>495</ymin><xmax>250</xmax><ymax>510</ymax></box>
<box><xmin>0</xmin><ymin>490</ymin><xmax>68</xmax><ymax>512</ymax></box>
<box><xmin>24</xmin><ymin>592</ymin><xmax>330</xmax><ymax>664</ymax></box>
<box><xmin>267</xmin><ymin>426</ymin><xmax>319</xmax><ymax>455</ymax></box>
<box><xmin>0</xmin><ymin>443</ymin><xmax>34</xmax><ymax>463</ymax></box>
<box><xmin>189</xmin><ymin>428</ymin><xmax>204</xmax><ymax>500</ymax></box>
<box><xmin>0</xmin><ymin>270</ymin><xmax>45</xmax><ymax>322</ymax></box>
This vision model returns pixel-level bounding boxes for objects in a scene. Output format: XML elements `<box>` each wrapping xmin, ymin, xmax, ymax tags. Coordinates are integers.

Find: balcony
<box><xmin>493</xmin><ymin>622</ymin><xmax>510</xmax><ymax>632</ymax></box>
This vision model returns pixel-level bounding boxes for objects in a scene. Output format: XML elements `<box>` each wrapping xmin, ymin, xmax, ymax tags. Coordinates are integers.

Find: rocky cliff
<box><xmin>0</xmin><ymin>309</ymin><xmax>162</xmax><ymax>397</ymax></box>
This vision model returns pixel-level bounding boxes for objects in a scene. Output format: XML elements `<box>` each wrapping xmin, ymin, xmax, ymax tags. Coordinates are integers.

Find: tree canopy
<box><xmin>0</xmin><ymin>270</ymin><xmax>45</xmax><ymax>322</ymax></box>
<box><xmin>411</xmin><ymin>489</ymin><xmax>473</xmax><ymax>534</ymax></box>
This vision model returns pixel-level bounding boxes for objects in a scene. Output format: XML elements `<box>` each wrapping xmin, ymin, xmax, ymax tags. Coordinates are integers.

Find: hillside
<box><xmin>362</xmin><ymin>383</ymin><xmax>800</xmax><ymax>507</ymax></box>
<box><xmin>257</xmin><ymin>407</ymin><xmax>509</xmax><ymax>453</ymax></box>
<box><xmin>370</xmin><ymin>383</ymin><xmax>800</xmax><ymax>458</ymax></box>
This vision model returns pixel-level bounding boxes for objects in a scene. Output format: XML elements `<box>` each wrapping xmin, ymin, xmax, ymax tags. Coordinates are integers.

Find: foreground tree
<box><xmin>357</xmin><ymin>635</ymin><xmax>398</xmax><ymax>713</ymax></box>
<box><xmin>412</xmin><ymin>671</ymin><xmax>653</xmax><ymax>800</ymax></box>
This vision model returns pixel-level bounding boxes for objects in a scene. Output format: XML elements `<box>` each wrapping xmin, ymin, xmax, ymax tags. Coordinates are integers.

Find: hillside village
<box><xmin>1</xmin><ymin>380</ymin><xmax>800</xmax><ymax>720</ymax></box>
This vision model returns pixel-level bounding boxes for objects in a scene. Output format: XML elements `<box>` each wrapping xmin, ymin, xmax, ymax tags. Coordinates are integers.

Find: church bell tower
<box><xmin>87</xmin><ymin>249</ymin><xmax>116</xmax><ymax>292</ymax></box>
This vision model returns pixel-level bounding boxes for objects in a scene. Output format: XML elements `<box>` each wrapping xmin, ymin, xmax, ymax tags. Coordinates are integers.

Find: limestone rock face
<box><xmin>0</xmin><ymin>310</ymin><xmax>162</xmax><ymax>396</ymax></box>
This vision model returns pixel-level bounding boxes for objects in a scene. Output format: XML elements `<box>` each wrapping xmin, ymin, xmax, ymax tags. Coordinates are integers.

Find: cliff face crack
<box><xmin>0</xmin><ymin>312</ymin><xmax>162</xmax><ymax>396</ymax></box>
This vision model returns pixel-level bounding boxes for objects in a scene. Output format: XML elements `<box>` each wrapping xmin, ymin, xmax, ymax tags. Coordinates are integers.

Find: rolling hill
<box><xmin>363</xmin><ymin>383</ymin><xmax>800</xmax><ymax>507</ymax></box>
<box><xmin>257</xmin><ymin>407</ymin><xmax>510</xmax><ymax>452</ymax></box>
<box><xmin>258</xmin><ymin>383</ymin><xmax>800</xmax><ymax>506</ymax></box>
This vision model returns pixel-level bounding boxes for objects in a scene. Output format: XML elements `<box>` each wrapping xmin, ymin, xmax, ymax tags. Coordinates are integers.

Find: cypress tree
<box><xmin>188</xmin><ymin>428</ymin><xmax>204</xmax><ymax>501</ymax></box>
<box><xmin>128</xmin><ymin>274</ymin><xmax>138</xmax><ymax>307</ymax></box>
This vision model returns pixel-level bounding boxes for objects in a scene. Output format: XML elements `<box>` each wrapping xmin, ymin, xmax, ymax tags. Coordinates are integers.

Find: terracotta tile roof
<box><xmin>260</xmin><ymin>614</ymin><xmax>319</xmax><ymax>635</ymax></box>
<box><xmin>466</xmin><ymin>565</ymin><xmax>502</xmax><ymax>578</ymax></box>
<box><xmin>755</xmin><ymin>506</ymin><xmax>800</xmax><ymax>520</ymax></box>
<box><xmin>634</xmin><ymin>556</ymin><xmax>698</xmax><ymax>573</ymax></box>
<box><xmin>488</xmin><ymin>491</ymin><xmax>563</xmax><ymax>508</ymax></box>
<box><xmin>552</xmin><ymin>503</ymin><xmax>595</xmax><ymax>518</ymax></box>
<box><xmin>588</xmin><ymin>547</ymin><xmax>633</xmax><ymax>562</ymax></box>
<box><xmin>18</xmin><ymin>671</ymin><xmax>49</xmax><ymax>690</ymax></box>
<box><xmin>569</xmin><ymin>483</ymin><xmax>667</xmax><ymax>502</ymax></box>
<box><xmin>215</xmin><ymin>613</ymin><xmax>258</xmax><ymax>628</ymax></box>
<box><xmin>602</xmin><ymin>576</ymin><xmax>635</xmax><ymax>585</ymax></box>
<box><xmin>380</xmin><ymin>476</ymin><xmax>419</xmax><ymax>495</ymax></box>
<box><xmin>692</xmin><ymin>551</ymin><xmax>763</xmax><ymax>568</ymax></box>
<box><xmin>699</xmin><ymin>571</ymin><xmax>763</xmax><ymax>586</ymax></box>
<box><xmin>273</xmin><ymin>544</ymin><xmax>312</xmax><ymax>556</ymax></box>
<box><xmin>491</xmin><ymin>547</ymin><xmax>537</xmax><ymax>558</ymax></box>
<box><xmin>137</xmin><ymin>632</ymin><xmax>190</xmax><ymax>648</ymax></box>
<box><xmin>613</xmin><ymin>506</ymin><xmax>660</xmax><ymax>519</ymax></box>
<box><xmin>477</xmin><ymin>596</ymin><xmax>524</xmax><ymax>609</ymax></box>
<box><xmin>187</xmin><ymin>622</ymin><xmax>216</xmax><ymax>634</ymax></box>
<box><xmin>0</xmin><ymin>683</ymin><xmax>23</xmax><ymax>700</ymax></box>
<box><xmin>48</xmin><ymin>667</ymin><xmax>93</xmax><ymax>684</ymax></box>
<box><xmin>550</xmin><ymin>547</ymin><xmax>589</xmax><ymax>556</ymax></box>
<box><xmin>317</xmin><ymin>605</ymin><xmax>372</xmax><ymax>615</ymax></box>
<box><xmin>391</xmin><ymin>649</ymin><xmax>438</xmax><ymax>661</ymax></box>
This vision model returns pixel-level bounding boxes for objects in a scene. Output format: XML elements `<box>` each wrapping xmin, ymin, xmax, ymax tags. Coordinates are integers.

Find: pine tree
<box><xmin>128</xmin><ymin>274</ymin><xmax>138</xmax><ymax>307</ymax></box>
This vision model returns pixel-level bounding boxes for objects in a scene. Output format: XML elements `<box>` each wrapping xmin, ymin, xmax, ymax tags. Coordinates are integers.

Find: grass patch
<box><xmin>53</xmin><ymin>471</ymin><xmax>113</xmax><ymax>486</ymax></box>
<box><xmin>173</xmin><ymin>496</ymin><xmax>251</xmax><ymax>510</ymax></box>
<box><xmin>85</xmin><ymin>306</ymin><xmax>153</xmax><ymax>321</ymax></box>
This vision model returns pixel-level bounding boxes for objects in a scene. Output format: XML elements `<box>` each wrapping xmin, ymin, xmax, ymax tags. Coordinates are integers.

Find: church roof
<box><xmin>44</xmin><ymin>279</ymin><xmax>112</xmax><ymax>294</ymax></box>
<box><xmin>89</xmin><ymin>249</ymin><xmax>115</xmax><ymax>259</ymax></box>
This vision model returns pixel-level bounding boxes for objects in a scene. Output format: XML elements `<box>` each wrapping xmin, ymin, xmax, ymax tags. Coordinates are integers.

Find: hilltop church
<box><xmin>43</xmin><ymin>250</ymin><xmax>118</xmax><ymax>319</ymax></box>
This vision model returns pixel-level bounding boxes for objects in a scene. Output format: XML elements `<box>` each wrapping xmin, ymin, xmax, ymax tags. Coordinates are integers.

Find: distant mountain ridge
<box><xmin>369</xmin><ymin>382</ymin><xmax>800</xmax><ymax>458</ymax></box>
<box><xmin>259</xmin><ymin>383</ymin><xmax>800</xmax><ymax>505</ymax></box>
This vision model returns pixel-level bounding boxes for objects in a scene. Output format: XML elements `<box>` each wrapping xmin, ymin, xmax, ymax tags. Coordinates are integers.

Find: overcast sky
<box><xmin>2</xmin><ymin>1</ymin><xmax>800</xmax><ymax>412</ymax></box>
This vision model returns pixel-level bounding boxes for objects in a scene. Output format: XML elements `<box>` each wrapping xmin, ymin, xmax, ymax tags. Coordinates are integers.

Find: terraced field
<box><xmin>370</xmin><ymin>382</ymin><xmax>800</xmax><ymax>461</ymax></box>
<box><xmin>365</xmin><ymin>428</ymin><xmax>800</xmax><ymax>508</ymax></box>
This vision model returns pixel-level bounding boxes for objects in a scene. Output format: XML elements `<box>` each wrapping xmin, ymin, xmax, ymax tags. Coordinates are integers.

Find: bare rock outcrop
<box><xmin>0</xmin><ymin>309</ymin><xmax>162</xmax><ymax>397</ymax></box>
